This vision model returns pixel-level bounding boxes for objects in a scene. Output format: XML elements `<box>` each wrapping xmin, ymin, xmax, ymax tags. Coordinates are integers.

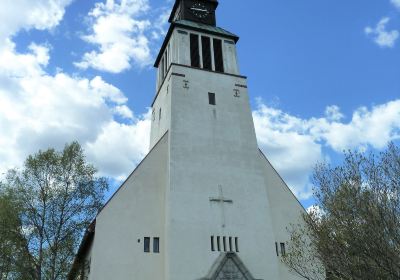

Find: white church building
<box><xmin>69</xmin><ymin>0</ymin><xmax>306</xmax><ymax>279</ymax></box>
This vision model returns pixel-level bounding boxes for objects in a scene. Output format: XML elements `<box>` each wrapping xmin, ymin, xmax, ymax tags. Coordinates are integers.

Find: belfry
<box><xmin>70</xmin><ymin>1</ymin><xmax>306</xmax><ymax>279</ymax></box>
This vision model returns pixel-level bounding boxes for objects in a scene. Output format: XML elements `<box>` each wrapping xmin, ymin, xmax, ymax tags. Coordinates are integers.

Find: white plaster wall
<box><xmin>165</xmin><ymin>64</ymin><xmax>282</xmax><ymax>280</ymax></box>
<box><xmin>223</xmin><ymin>40</ymin><xmax>239</xmax><ymax>75</ymax></box>
<box><xmin>150</xmin><ymin>76</ymin><xmax>172</xmax><ymax>149</ymax></box>
<box><xmin>176</xmin><ymin>29</ymin><xmax>190</xmax><ymax>66</ymax></box>
<box><xmin>88</xmin><ymin>133</ymin><xmax>169</xmax><ymax>280</ymax></box>
<box><xmin>258</xmin><ymin>152</ymin><xmax>307</xmax><ymax>280</ymax></box>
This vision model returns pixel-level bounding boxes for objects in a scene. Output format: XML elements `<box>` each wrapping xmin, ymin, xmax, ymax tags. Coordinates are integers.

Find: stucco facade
<box><xmin>70</xmin><ymin>1</ymin><xmax>308</xmax><ymax>279</ymax></box>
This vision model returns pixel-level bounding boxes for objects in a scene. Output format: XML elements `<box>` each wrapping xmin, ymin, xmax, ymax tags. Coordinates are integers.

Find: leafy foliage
<box><xmin>283</xmin><ymin>143</ymin><xmax>400</xmax><ymax>280</ymax></box>
<box><xmin>4</xmin><ymin>142</ymin><xmax>108</xmax><ymax>280</ymax></box>
<box><xmin>0</xmin><ymin>186</ymin><xmax>35</xmax><ymax>280</ymax></box>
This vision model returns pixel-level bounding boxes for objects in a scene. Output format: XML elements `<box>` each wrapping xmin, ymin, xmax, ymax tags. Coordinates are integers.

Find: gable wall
<box><xmin>258</xmin><ymin>151</ymin><xmax>306</xmax><ymax>280</ymax></box>
<box><xmin>88</xmin><ymin>133</ymin><xmax>169</xmax><ymax>280</ymax></box>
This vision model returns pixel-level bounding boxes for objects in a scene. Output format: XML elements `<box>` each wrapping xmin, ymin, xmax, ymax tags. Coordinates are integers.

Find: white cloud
<box><xmin>253</xmin><ymin>104</ymin><xmax>323</xmax><ymax>200</ymax></box>
<box><xmin>0</xmin><ymin>0</ymin><xmax>73</xmax><ymax>42</ymax></box>
<box><xmin>365</xmin><ymin>17</ymin><xmax>399</xmax><ymax>48</ymax></box>
<box><xmin>0</xmin><ymin>0</ymin><xmax>152</xmax><ymax>180</ymax></box>
<box><xmin>75</xmin><ymin>0</ymin><xmax>153</xmax><ymax>73</ymax></box>
<box><xmin>325</xmin><ymin>105</ymin><xmax>344</xmax><ymax>121</ymax></box>
<box><xmin>85</xmin><ymin>113</ymin><xmax>151</xmax><ymax>181</ymax></box>
<box><xmin>0</xmin><ymin>42</ymin><xmax>150</xmax><ymax>180</ymax></box>
<box><xmin>391</xmin><ymin>0</ymin><xmax>400</xmax><ymax>9</ymax></box>
<box><xmin>253</xmin><ymin>100</ymin><xmax>400</xmax><ymax>199</ymax></box>
<box><xmin>306</xmin><ymin>205</ymin><xmax>325</xmax><ymax>220</ymax></box>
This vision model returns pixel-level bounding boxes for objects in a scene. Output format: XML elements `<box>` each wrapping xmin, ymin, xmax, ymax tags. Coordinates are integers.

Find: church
<box><xmin>69</xmin><ymin>0</ymin><xmax>306</xmax><ymax>279</ymax></box>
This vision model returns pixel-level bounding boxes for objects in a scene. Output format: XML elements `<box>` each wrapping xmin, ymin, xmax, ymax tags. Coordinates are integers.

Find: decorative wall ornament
<box><xmin>183</xmin><ymin>80</ymin><xmax>190</xmax><ymax>89</ymax></box>
<box><xmin>201</xmin><ymin>253</ymin><xmax>262</xmax><ymax>280</ymax></box>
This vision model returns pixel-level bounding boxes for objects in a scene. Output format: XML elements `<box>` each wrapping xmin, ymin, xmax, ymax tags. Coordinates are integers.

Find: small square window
<box><xmin>153</xmin><ymin>237</ymin><xmax>160</xmax><ymax>253</ymax></box>
<box><xmin>208</xmin><ymin>92</ymin><xmax>216</xmax><ymax>105</ymax></box>
<box><xmin>144</xmin><ymin>237</ymin><xmax>150</xmax><ymax>253</ymax></box>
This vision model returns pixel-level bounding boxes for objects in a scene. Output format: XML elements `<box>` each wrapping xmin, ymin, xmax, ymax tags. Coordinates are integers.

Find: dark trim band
<box><xmin>235</xmin><ymin>84</ymin><xmax>247</xmax><ymax>88</ymax></box>
<box><xmin>171</xmin><ymin>72</ymin><xmax>186</xmax><ymax>77</ymax></box>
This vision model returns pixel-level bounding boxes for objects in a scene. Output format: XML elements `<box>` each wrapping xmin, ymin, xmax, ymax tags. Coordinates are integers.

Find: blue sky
<box><xmin>1</xmin><ymin>0</ymin><xmax>399</xmax><ymax>208</ymax></box>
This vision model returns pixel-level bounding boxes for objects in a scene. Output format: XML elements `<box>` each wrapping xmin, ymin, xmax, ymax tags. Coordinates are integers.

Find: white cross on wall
<box><xmin>209</xmin><ymin>185</ymin><xmax>233</xmax><ymax>228</ymax></box>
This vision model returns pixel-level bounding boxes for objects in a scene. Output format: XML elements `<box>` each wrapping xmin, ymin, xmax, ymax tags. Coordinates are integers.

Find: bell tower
<box><xmin>150</xmin><ymin>0</ymin><xmax>241</xmax><ymax>147</ymax></box>
<box><xmin>75</xmin><ymin>1</ymin><xmax>308</xmax><ymax>280</ymax></box>
<box><xmin>149</xmin><ymin>1</ymin><xmax>287</xmax><ymax>279</ymax></box>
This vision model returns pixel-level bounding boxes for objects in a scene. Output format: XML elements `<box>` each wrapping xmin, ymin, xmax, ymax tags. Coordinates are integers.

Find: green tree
<box><xmin>282</xmin><ymin>143</ymin><xmax>400</xmax><ymax>280</ymax></box>
<box><xmin>0</xmin><ymin>184</ymin><xmax>35</xmax><ymax>280</ymax></box>
<box><xmin>6</xmin><ymin>142</ymin><xmax>108</xmax><ymax>280</ymax></box>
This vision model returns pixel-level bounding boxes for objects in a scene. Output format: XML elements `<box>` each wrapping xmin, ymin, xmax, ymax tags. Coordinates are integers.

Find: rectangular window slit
<box><xmin>235</xmin><ymin>237</ymin><xmax>239</xmax><ymax>252</ymax></box>
<box><xmin>153</xmin><ymin>237</ymin><xmax>160</xmax><ymax>253</ymax></box>
<box><xmin>190</xmin><ymin>34</ymin><xmax>200</xmax><ymax>68</ymax></box>
<box><xmin>229</xmin><ymin>237</ymin><xmax>232</xmax><ymax>252</ymax></box>
<box><xmin>211</xmin><ymin>236</ymin><xmax>215</xmax><ymax>251</ymax></box>
<box><xmin>223</xmin><ymin>236</ymin><xmax>226</xmax><ymax>252</ymax></box>
<box><xmin>159</xmin><ymin>108</ymin><xmax>162</xmax><ymax>121</ymax></box>
<box><xmin>144</xmin><ymin>237</ymin><xmax>150</xmax><ymax>253</ymax></box>
<box><xmin>208</xmin><ymin>92</ymin><xmax>216</xmax><ymax>105</ymax></box>
<box><xmin>164</xmin><ymin>50</ymin><xmax>168</xmax><ymax>76</ymax></box>
<box><xmin>275</xmin><ymin>242</ymin><xmax>279</xmax><ymax>256</ymax></box>
<box><xmin>201</xmin><ymin>36</ymin><xmax>212</xmax><ymax>70</ymax></box>
<box><xmin>280</xmin><ymin>242</ymin><xmax>286</xmax><ymax>256</ymax></box>
<box><xmin>160</xmin><ymin>58</ymin><xmax>165</xmax><ymax>79</ymax></box>
<box><xmin>217</xmin><ymin>236</ymin><xmax>220</xmax><ymax>251</ymax></box>
<box><xmin>213</xmin><ymin>38</ymin><xmax>224</xmax><ymax>73</ymax></box>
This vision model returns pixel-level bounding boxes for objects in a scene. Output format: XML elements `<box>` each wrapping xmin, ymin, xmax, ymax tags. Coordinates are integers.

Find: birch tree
<box><xmin>6</xmin><ymin>142</ymin><xmax>108</xmax><ymax>280</ymax></box>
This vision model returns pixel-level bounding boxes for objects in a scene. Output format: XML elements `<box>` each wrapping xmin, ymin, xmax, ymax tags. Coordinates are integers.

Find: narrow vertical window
<box><xmin>160</xmin><ymin>56</ymin><xmax>165</xmax><ymax>79</ymax></box>
<box><xmin>164</xmin><ymin>51</ymin><xmax>168</xmax><ymax>76</ymax></box>
<box><xmin>190</xmin><ymin>34</ymin><xmax>200</xmax><ymax>68</ymax></box>
<box><xmin>201</xmin><ymin>36</ymin><xmax>212</xmax><ymax>70</ymax></box>
<box><xmin>159</xmin><ymin>108</ymin><xmax>162</xmax><ymax>121</ymax></box>
<box><xmin>217</xmin><ymin>236</ymin><xmax>220</xmax><ymax>251</ymax></box>
<box><xmin>213</xmin><ymin>39</ymin><xmax>224</xmax><ymax>72</ymax></box>
<box><xmin>275</xmin><ymin>242</ymin><xmax>279</xmax><ymax>256</ymax></box>
<box><xmin>208</xmin><ymin>92</ymin><xmax>216</xmax><ymax>105</ymax></box>
<box><xmin>153</xmin><ymin>237</ymin><xmax>160</xmax><ymax>253</ymax></box>
<box><xmin>211</xmin><ymin>236</ymin><xmax>215</xmax><ymax>251</ymax></box>
<box><xmin>235</xmin><ymin>237</ymin><xmax>239</xmax><ymax>252</ymax></box>
<box><xmin>280</xmin><ymin>243</ymin><xmax>286</xmax><ymax>256</ymax></box>
<box><xmin>168</xmin><ymin>44</ymin><xmax>171</xmax><ymax>65</ymax></box>
<box><xmin>229</xmin><ymin>237</ymin><xmax>232</xmax><ymax>252</ymax></box>
<box><xmin>144</xmin><ymin>237</ymin><xmax>150</xmax><ymax>253</ymax></box>
<box><xmin>152</xmin><ymin>109</ymin><xmax>155</xmax><ymax>121</ymax></box>
<box><xmin>223</xmin><ymin>237</ymin><xmax>226</xmax><ymax>252</ymax></box>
